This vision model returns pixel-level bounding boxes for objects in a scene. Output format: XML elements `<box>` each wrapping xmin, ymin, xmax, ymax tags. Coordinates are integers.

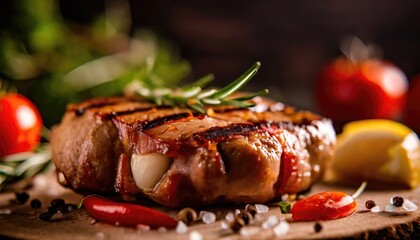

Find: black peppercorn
<box><xmin>392</xmin><ymin>196</ymin><xmax>404</xmax><ymax>207</ymax></box>
<box><xmin>244</xmin><ymin>204</ymin><xmax>257</xmax><ymax>217</ymax></box>
<box><xmin>59</xmin><ymin>203</ymin><xmax>77</xmax><ymax>213</ymax></box>
<box><xmin>314</xmin><ymin>222</ymin><xmax>323</xmax><ymax>233</ymax></box>
<box><xmin>236</xmin><ymin>210</ymin><xmax>253</xmax><ymax>225</ymax></box>
<box><xmin>48</xmin><ymin>206</ymin><xmax>59</xmax><ymax>214</ymax></box>
<box><xmin>178</xmin><ymin>208</ymin><xmax>198</xmax><ymax>225</ymax></box>
<box><xmin>39</xmin><ymin>211</ymin><xmax>53</xmax><ymax>221</ymax></box>
<box><xmin>229</xmin><ymin>217</ymin><xmax>246</xmax><ymax>232</ymax></box>
<box><xmin>15</xmin><ymin>192</ymin><xmax>29</xmax><ymax>204</ymax></box>
<box><xmin>30</xmin><ymin>199</ymin><xmax>42</xmax><ymax>209</ymax></box>
<box><xmin>365</xmin><ymin>200</ymin><xmax>376</xmax><ymax>209</ymax></box>
<box><xmin>51</xmin><ymin>198</ymin><xmax>65</xmax><ymax>208</ymax></box>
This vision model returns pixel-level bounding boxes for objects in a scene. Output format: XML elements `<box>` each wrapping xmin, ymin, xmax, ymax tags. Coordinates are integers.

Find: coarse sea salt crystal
<box><xmin>202</xmin><ymin>211</ymin><xmax>216</xmax><ymax>224</ymax></box>
<box><xmin>384</xmin><ymin>204</ymin><xmax>397</xmax><ymax>212</ymax></box>
<box><xmin>240</xmin><ymin>226</ymin><xmax>261</xmax><ymax>236</ymax></box>
<box><xmin>189</xmin><ymin>230</ymin><xmax>203</xmax><ymax>240</ymax></box>
<box><xmin>371</xmin><ymin>205</ymin><xmax>381</xmax><ymax>213</ymax></box>
<box><xmin>273</xmin><ymin>221</ymin><xmax>290</xmax><ymax>236</ymax></box>
<box><xmin>221</xmin><ymin>221</ymin><xmax>229</xmax><ymax>230</ymax></box>
<box><xmin>199</xmin><ymin>211</ymin><xmax>206</xmax><ymax>219</ymax></box>
<box><xmin>50</xmin><ymin>212</ymin><xmax>64</xmax><ymax>221</ymax></box>
<box><xmin>403</xmin><ymin>199</ymin><xmax>418</xmax><ymax>212</ymax></box>
<box><xmin>225</xmin><ymin>212</ymin><xmax>235</xmax><ymax>222</ymax></box>
<box><xmin>176</xmin><ymin>221</ymin><xmax>188</xmax><ymax>234</ymax></box>
<box><xmin>255</xmin><ymin>204</ymin><xmax>269</xmax><ymax>214</ymax></box>
<box><xmin>262</xmin><ymin>215</ymin><xmax>278</xmax><ymax>229</ymax></box>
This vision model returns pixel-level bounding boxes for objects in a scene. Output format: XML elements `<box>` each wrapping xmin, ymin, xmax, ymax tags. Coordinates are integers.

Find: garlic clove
<box><xmin>131</xmin><ymin>153</ymin><xmax>173</xmax><ymax>190</ymax></box>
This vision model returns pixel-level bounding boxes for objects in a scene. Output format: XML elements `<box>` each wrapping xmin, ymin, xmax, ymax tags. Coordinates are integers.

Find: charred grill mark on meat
<box><xmin>74</xmin><ymin>102</ymin><xmax>119</xmax><ymax>116</ymax></box>
<box><xmin>100</xmin><ymin>106</ymin><xmax>175</xmax><ymax>119</ymax></box>
<box><xmin>70</xmin><ymin>97</ymin><xmax>139</xmax><ymax>116</ymax></box>
<box><xmin>101</xmin><ymin>107</ymin><xmax>157</xmax><ymax>119</ymax></box>
<box><xmin>141</xmin><ymin>112</ymin><xmax>193</xmax><ymax>130</ymax></box>
<box><xmin>192</xmin><ymin>123</ymin><xmax>260</xmax><ymax>143</ymax></box>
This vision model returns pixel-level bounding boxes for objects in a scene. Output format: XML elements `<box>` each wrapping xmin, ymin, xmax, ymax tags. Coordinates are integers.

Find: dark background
<box><xmin>3</xmin><ymin>0</ymin><xmax>420</xmax><ymax>111</ymax></box>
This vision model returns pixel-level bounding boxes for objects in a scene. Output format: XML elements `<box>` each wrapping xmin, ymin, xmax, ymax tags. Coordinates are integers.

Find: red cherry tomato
<box><xmin>0</xmin><ymin>93</ymin><xmax>43</xmax><ymax>157</ymax></box>
<box><xmin>291</xmin><ymin>191</ymin><xmax>356</xmax><ymax>221</ymax></box>
<box><xmin>403</xmin><ymin>76</ymin><xmax>420</xmax><ymax>133</ymax></box>
<box><xmin>315</xmin><ymin>57</ymin><xmax>408</xmax><ymax>122</ymax></box>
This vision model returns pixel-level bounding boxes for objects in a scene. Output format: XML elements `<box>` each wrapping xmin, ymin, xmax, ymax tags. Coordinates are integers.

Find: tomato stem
<box><xmin>351</xmin><ymin>181</ymin><xmax>367</xmax><ymax>199</ymax></box>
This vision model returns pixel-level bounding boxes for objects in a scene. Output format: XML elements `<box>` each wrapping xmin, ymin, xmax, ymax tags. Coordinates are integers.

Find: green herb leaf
<box><xmin>134</xmin><ymin>62</ymin><xmax>268</xmax><ymax>112</ymax></box>
<box><xmin>0</xmin><ymin>144</ymin><xmax>51</xmax><ymax>191</ymax></box>
<box><xmin>279</xmin><ymin>201</ymin><xmax>292</xmax><ymax>214</ymax></box>
<box><xmin>208</xmin><ymin>61</ymin><xmax>261</xmax><ymax>99</ymax></box>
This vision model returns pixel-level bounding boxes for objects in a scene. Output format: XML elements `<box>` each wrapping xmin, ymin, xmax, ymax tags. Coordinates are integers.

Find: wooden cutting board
<box><xmin>1</xmin><ymin>171</ymin><xmax>420</xmax><ymax>240</ymax></box>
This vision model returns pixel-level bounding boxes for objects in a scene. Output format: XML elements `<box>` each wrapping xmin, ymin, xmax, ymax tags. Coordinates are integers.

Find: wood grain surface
<box><xmin>1</xmin><ymin>171</ymin><xmax>420</xmax><ymax>240</ymax></box>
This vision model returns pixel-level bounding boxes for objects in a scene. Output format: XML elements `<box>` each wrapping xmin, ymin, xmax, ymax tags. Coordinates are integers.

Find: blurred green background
<box><xmin>0</xmin><ymin>0</ymin><xmax>191</xmax><ymax>127</ymax></box>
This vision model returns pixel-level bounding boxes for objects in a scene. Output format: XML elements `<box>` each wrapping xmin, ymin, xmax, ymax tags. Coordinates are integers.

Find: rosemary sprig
<box><xmin>134</xmin><ymin>62</ymin><xmax>269</xmax><ymax>113</ymax></box>
<box><xmin>0</xmin><ymin>144</ymin><xmax>52</xmax><ymax>191</ymax></box>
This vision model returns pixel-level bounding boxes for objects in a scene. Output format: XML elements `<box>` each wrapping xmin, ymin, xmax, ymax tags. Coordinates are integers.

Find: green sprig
<box><xmin>0</xmin><ymin>144</ymin><xmax>51</xmax><ymax>190</ymax></box>
<box><xmin>135</xmin><ymin>62</ymin><xmax>268</xmax><ymax>113</ymax></box>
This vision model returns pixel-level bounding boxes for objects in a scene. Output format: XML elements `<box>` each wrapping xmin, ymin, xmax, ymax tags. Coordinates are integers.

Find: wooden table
<box><xmin>1</xmin><ymin>171</ymin><xmax>419</xmax><ymax>239</ymax></box>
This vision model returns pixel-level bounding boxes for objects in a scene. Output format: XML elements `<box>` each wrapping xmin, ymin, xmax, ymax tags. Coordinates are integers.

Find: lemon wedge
<box><xmin>325</xmin><ymin>119</ymin><xmax>420</xmax><ymax>188</ymax></box>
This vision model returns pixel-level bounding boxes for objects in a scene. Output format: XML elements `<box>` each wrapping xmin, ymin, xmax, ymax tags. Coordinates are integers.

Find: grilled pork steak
<box><xmin>51</xmin><ymin>96</ymin><xmax>335</xmax><ymax>207</ymax></box>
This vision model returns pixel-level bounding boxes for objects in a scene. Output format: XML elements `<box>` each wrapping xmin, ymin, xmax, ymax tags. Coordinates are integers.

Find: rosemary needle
<box><xmin>135</xmin><ymin>62</ymin><xmax>268</xmax><ymax>113</ymax></box>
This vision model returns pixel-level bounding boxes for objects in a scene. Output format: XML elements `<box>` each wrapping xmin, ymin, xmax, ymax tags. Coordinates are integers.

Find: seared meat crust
<box><xmin>51</xmin><ymin>96</ymin><xmax>335</xmax><ymax>207</ymax></box>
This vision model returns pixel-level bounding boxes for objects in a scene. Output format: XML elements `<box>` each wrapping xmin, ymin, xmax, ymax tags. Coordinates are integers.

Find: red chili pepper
<box><xmin>82</xmin><ymin>195</ymin><xmax>178</xmax><ymax>228</ymax></box>
<box><xmin>290</xmin><ymin>191</ymin><xmax>357</xmax><ymax>221</ymax></box>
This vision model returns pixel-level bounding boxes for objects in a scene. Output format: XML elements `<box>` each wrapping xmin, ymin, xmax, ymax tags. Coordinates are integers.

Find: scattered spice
<box><xmin>236</xmin><ymin>210</ymin><xmax>253</xmax><ymax>225</ymax></box>
<box><xmin>178</xmin><ymin>208</ymin><xmax>198</xmax><ymax>225</ymax></box>
<box><xmin>15</xmin><ymin>192</ymin><xmax>29</xmax><ymax>204</ymax></box>
<box><xmin>175</xmin><ymin>221</ymin><xmax>188</xmax><ymax>234</ymax></box>
<box><xmin>391</xmin><ymin>196</ymin><xmax>404</xmax><ymax>207</ymax></box>
<box><xmin>365</xmin><ymin>200</ymin><xmax>376</xmax><ymax>209</ymax></box>
<box><xmin>60</xmin><ymin>203</ymin><xmax>77</xmax><ymax>213</ymax></box>
<box><xmin>384</xmin><ymin>204</ymin><xmax>397</xmax><ymax>212</ymax></box>
<box><xmin>51</xmin><ymin>198</ymin><xmax>65</xmax><ymax>208</ymax></box>
<box><xmin>314</xmin><ymin>222</ymin><xmax>323</xmax><ymax>233</ymax></box>
<box><xmin>255</xmin><ymin>204</ymin><xmax>269</xmax><ymax>213</ymax></box>
<box><xmin>225</xmin><ymin>212</ymin><xmax>235</xmax><ymax>222</ymax></box>
<box><xmin>371</xmin><ymin>205</ymin><xmax>381</xmax><ymax>213</ymax></box>
<box><xmin>30</xmin><ymin>199</ymin><xmax>42</xmax><ymax>209</ymax></box>
<box><xmin>50</xmin><ymin>212</ymin><xmax>65</xmax><ymax>221</ymax></box>
<box><xmin>39</xmin><ymin>211</ymin><xmax>53</xmax><ymax>221</ymax></box>
<box><xmin>229</xmin><ymin>217</ymin><xmax>246</xmax><ymax>232</ymax></box>
<box><xmin>48</xmin><ymin>206</ymin><xmax>58</xmax><ymax>214</ymax></box>
<box><xmin>244</xmin><ymin>204</ymin><xmax>257</xmax><ymax>217</ymax></box>
<box><xmin>402</xmin><ymin>199</ymin><xmax>418</xmax><ymax>212</ymax></box>
<box><xmin>239</xmin><ymin>226</ymin><xmax>261</xmax><ymax>236</ymax></box>
<box><xmin>273</xmin><ymin>220</ymin><xmax>290</xmax><ymax>236</ymax></box>
<box><xmin>201</xmin><ymin>211</ymin><xmax>216</xmax><ymax>224</ymax></box>
<box><xmin>262</xmin><ymin>215</ymin><xmax>278</xmax><ymax>229</ymax></box>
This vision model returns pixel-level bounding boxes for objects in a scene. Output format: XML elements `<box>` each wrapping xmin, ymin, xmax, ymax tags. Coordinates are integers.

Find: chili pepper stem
<box><xmin>351</xmin><ymin>181</ymin><xmax>368</xmax><ymax>199</ymax></box>
<box><xmin>77</xmin><ymin>194</ymin><xmax>104</xmax><ymax>209</ymax></box>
